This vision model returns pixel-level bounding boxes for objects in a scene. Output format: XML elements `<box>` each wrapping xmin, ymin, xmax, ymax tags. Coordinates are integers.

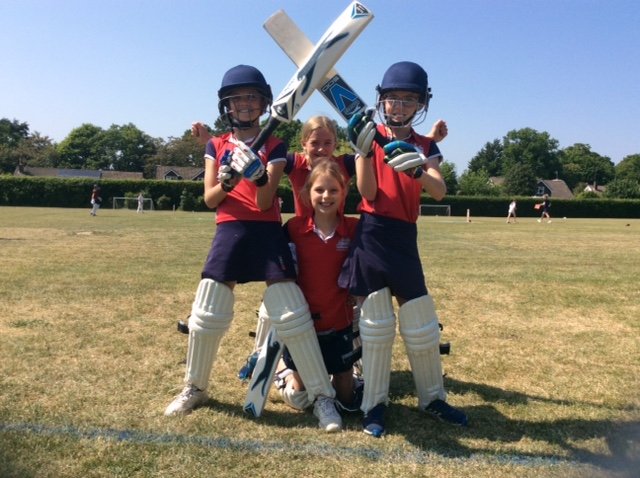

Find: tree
<box><xmin>145</xmin><ymin>135</ymin><xmax>206</xmax><ymax>178</ymax></box>
<box><xmin>457</xmin><ymin>169</ymin><xmax>498</xmax><ymax>196</ymax></box>
<box><xmin>558</xmin><ymin>143</ymin><xmax>614</xmax><ymax>189</ymax></box>
<box><xmin>0</xmin><ymin>118</ymin><xmax>30</xmax><ymax>147</ymax></box>
<box><xmin>272</xmin><ymin>119</ymin><xmax>303</xmax><ymax>151</ymax></box>
<box><xmin>440</xmin><ymin>161</ymin><xmax>459</xmax><ymax>195</ymax></box>
<box><xmin>100</xmin><ymin>123</ymin><xmax>157</xmax><ymax>172</ymax></box>
<box><xmin>603</xmin><ymin>178</ymin><xmax>640</xmax><ymax>199</ymax></box>
<box><xmin>0</xmin><ymin>118</ymin><xmax>32</xmax><ymax>173</ymax></box>
<box><xmin>56</xmin><ymin>124</ymin><xmax>106</xmax><ymax>169</ymax></box>
<box><xmin>502</xmin><ymin>161</ymin><xmax>537</xmax><ymax>196</ymax></box>
<box><xmin>501</xmin><ymin>128</ymin><xmax>562</xmax><ymax>180</ymax></box>
<box><xmin>468</xmin><ymin>139</ymin><xmax>503</xmax><ymax>176</ymax></box>
<box><xmin>615</xmin><ymin>154</ymin><xmax>640</xmax><ymax>182</ymax></box>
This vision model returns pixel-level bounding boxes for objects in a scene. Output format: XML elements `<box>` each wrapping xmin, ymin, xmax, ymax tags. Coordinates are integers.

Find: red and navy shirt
<box><xmin>205</xmin><ymin>132</ymin><xmax>287</xmax><ymax>224</ymax></box>
<box><xmin>284</xmin><ymin>152</ymin><xmax>356</xmax><ymax>217</ymax></box>
<box><xmin>358</xmin><ymin>125</ymin><xmax>442</xmax><ymax>223</ymax></box>
<box><xmin>285</xmin><ymin>214</ymin><xmax>359</xmax><ymax>332</ymax></box>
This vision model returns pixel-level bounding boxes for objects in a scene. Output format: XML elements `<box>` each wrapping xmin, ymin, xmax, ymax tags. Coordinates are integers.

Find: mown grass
<box><xmin>1</xmin><ymin>207</ymin><xmax>638</xmax><ymax>478</ymax></box>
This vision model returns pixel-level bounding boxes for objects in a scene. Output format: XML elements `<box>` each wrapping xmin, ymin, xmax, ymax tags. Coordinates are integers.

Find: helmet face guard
<box><xmin>375</xmin><ymin>61</ymin><xmax>432</xmax><ymax>128</ymax></box>
<box><xmin>217</xmin><ymin>65</ymin><xmax>273</xmax><ymax>129</ymax></box>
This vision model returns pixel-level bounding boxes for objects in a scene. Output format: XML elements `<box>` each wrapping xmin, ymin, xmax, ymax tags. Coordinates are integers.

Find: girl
<box><xmin>165</xmin><ymin>66</ymin><xmax>338</xmax><ymax>431</ymax></box>
<box><xmin>342</xmin><ymin>61</ymin><xmax>468</xmax><ymax>437</ymax></box>
<box><xmin>277</xmin><ymin>159</ymin><xmax>360</xmax><ymax>430</ymax></box>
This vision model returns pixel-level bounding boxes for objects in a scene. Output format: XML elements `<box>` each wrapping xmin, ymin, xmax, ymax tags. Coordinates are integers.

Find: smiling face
<box><xmin>381</xmin><ymin>91</ymin><xmax>423</xmax><ymax>127</ymax></box>
<box><xmin>302</xmin><ymin>127</ymin><xmax>337</xmax><ymax>166</ymax></box>
<box><xmin>309</xmin><ymin>172</ymin><xmax>344</xmax><ymax>217</ymax></box>
<box><xmin>225</xmin><ymin>87</ymin><xmax>265</xmax><ymax>124</ymax></box>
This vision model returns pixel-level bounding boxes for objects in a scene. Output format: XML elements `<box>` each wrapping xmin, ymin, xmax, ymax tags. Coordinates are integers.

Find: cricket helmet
<box><xmin>218</xmin><ymin>65</ymin><xmax>273</xmax><ymax>128</ymax></box>
<box><xmin>376</xmin><ymin>61</ymin><xmax>432</xmax><ymax>127</ymax></box>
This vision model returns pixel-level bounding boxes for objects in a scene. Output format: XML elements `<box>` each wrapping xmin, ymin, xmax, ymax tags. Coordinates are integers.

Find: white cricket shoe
<box><xmin>164</xmin><ymin>383</ymin><xmax>207</xmax><ymax>416</ymax></box>
<box><xmin>313</xmin><ymin>395</ymin><xmax>342</xmax><ymax>432</ymax></box>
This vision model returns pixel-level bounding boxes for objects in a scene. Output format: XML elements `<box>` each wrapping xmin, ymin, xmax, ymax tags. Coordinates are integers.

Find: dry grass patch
<box><xmin>1</xmin><ymin>208</ymin><xmax>638</xmax><ymax>477</ymax></box>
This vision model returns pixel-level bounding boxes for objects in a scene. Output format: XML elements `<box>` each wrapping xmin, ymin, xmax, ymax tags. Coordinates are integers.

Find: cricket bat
<box><xmin>243</xmin><ymin>328</ymin><xmax>283</xmax><ymax>417</ymax></box>
<box><xmin>243</xmin><ymin>2</ymin><xmax>374</xmax><ymax>417</ymax></box>
<box><xmin>264</xmin><ymin>9</ymin><xmax>368</xmax><ymax>121</ymax></box>
<box><xmin>251</xmin><ymin>1</ymin><xmax>373</xmax><ymax>153</ymax></box>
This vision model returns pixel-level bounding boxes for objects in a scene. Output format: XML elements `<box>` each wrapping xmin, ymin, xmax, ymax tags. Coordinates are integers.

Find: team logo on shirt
<box><xmin>336</xmin><ymin>238</ymin><xmax>350</xmax><ymax>251</ymax></box>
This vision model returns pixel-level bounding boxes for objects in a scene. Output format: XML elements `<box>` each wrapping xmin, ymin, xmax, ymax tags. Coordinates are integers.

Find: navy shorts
<box><xmin>201</xmin><ymin>221</ymin><xmax>297</xmax><ymax>284</ymax></box>
<box><xmin>338</xmin><ymin>212</ymin><xmax>428</xmax><ymax>300</ymax></box>
<box><xmin>283</xmin><ymin>326</ymin><xmax>355</xmax><ymax>375</ymax></box>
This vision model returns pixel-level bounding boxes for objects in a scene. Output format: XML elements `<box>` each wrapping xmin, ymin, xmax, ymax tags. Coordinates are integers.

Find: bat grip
<box><xmin>251</xmin><ymin>117</ymin><xmax>281</xmax><ymax>153</ymax></box>
<box><xmin>373</xmin><ymin>130</ymin><xmax>389</xmax><ymax>148</ymax></box>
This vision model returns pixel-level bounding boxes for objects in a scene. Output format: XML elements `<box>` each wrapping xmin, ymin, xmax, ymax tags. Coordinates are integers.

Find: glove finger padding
<box><xmin>348</xmin><ymin>108</ymin><xmax>377</xmax><ymax>157</ymax></box>
<box><xmin>217</xmin><ymin>164</ymin><xmax>239</xmax><ymax>191</ymax></box>
<box><xmin>230</xmin><ymin>142</ymin><xmax>266</xmax><ymax>182</ymax></box>
<box><xmin>383</xmin><ymin>141</ymin><xmax>427</xmax><ymax>172</ymax></box>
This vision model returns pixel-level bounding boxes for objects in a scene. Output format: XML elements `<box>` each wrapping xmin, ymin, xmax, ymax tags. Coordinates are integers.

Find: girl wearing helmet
<box><xmin>339</xmin><ymin>61</ymin><xmax>468</xmax><ymax>437</ymax></box>
<box><xmin>166</xmin><ymin>66</ymin><xmax>340</xmax><ymax>432</ymax></box>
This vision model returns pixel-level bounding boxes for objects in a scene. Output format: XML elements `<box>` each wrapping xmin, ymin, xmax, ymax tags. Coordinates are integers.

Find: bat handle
<box><xmin>374</xmin><ymin>130</ymin><xmax>389</xmax><ymax>148</ymax></box>
<box><xmin>251</xmin><ymin>117</ymin><xmax>282</xmax><ymax>153</ymax></box>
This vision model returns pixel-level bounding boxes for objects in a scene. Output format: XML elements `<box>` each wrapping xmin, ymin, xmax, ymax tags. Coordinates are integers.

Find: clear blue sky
<box><xmin>2</xmin><ymin>0</ymin><xmax>638</xmax><ymax>173</ymax></box>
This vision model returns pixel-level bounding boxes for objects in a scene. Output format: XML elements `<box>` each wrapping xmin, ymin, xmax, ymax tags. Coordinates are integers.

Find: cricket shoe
<box><xmin>164</xmin><ymin>383</ymin><xmax>207</xmax><ymax>416</ymax></box>
<box><xmin>424</xmin><ymin>399</ymin><xmax>468</xmax><ymax>427</ymax></box>
<box><xmin>313</xmin><ymin>395</ymin><xmax>342</xmax><ymax>432</ymax></box>
<box><xmin>362</xmin><ymin>403</ymin><xmax>386</xmax><ymax>438</ymax></box>
<box><xmin>238</xmin><ymin>350</ymin><xmax>259</xmax><ymax>380</ymax></box>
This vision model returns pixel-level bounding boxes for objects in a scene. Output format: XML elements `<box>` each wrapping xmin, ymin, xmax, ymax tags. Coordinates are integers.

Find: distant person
<box><xmin>506</xmin><ymin>200</ymin><xmax>517</xmax><ymax>223</ymax></box>
<box><xmin>137</xmin><ymin>193</ymin><xmax>145</xmax><ymax>213</ymax></box>
<box><xmin>537</xmin><ymin>194</ymin><xmax>551</xmax><ymax>223</ymax></box>
<box><xmin>90</xmin><ymin>185</ymin><xmax>102</xmax><ymax>216</ymax></box>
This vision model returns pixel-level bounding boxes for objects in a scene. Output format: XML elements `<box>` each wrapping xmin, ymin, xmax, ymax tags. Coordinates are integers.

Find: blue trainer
<box><xmin>424</xmin><ymin>399</ymin><xmax>468</xmax><ymax>427</ymax></box>
<box><xmin>363</xmin><ymin>403</ymin><xmax>386</xmax><ymax>437</ymax></box>
<box><xmin>237</xmin><ymin>351</ymin><xmax>259</xmax><ymax>380</ymax></box>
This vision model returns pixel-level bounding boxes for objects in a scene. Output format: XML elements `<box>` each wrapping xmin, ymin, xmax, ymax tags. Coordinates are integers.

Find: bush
<box><xmin>156</xmin><ymin>195</ymin><xmax>173</xmax><ymax>210</ymax></box>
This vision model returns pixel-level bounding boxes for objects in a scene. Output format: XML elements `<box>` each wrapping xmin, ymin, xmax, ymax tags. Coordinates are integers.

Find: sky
<box><xmin>2</xmin><ymin>0</ymin><xmax>639</xmax><ymax>174</ymax></box>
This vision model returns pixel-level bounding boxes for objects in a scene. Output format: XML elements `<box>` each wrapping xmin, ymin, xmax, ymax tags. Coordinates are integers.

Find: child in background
<box><xmin>506</xmin><ymin>200</ymin><xmax>517</xmax><ymax>223</ymax></box>
<box><xmin>537</xmin><ymin>194</ymin><xmax>551</xmax><ymax>223</ymax></box>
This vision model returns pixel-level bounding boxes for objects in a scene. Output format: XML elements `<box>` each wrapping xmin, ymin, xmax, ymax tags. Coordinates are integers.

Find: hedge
<box><xmin>1</xmin><ymin>175</ymin><xmax>639</xmax><ymax>218</ymax></box>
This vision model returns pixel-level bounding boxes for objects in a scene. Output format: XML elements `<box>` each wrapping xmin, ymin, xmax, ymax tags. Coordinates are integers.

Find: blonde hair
<box><xmin>300</xmin><ymin>158</ymin><xmax>347</xmax><ymax>209</ymax></box>
<box><xmin>300</xmin><ymin>115</ymin><xmax>338</xmax><ymax>145</ymax></box>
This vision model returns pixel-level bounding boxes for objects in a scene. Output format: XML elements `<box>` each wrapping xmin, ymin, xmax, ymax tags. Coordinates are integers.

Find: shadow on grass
<box><xmin>388</xmin><ymin>371</ymin><xmax>639</xmax><ymax>476</ymax></box>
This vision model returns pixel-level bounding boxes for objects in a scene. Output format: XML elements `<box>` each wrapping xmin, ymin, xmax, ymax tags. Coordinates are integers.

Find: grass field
<box><xmin>1</xmin><ymin>207</ymin><xmax>638</xmax><ymax>478</ymax></box>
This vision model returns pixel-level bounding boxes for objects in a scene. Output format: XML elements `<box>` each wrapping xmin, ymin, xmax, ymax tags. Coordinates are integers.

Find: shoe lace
<box><xmin>316</xmin><ymin>396</ymin><xmax>337</xmax><ymax>417</ymax></box>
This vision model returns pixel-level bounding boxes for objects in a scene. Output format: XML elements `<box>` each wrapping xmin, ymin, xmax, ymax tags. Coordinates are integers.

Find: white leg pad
<box><xmin>277</xmin><ymin>380</ymin><xmax>313</xmax><ymax>411</ymax></box>
<box><xmin>252</xmin><ymin>302</ymin><xmax>270</xmax><ymax>354</ymax></box>
<box><xmin>359</xmin><ymin>288</ymin><xmax>396</xmax><ymax>414</ymax></box>
<box><xmin>185</xmin><ymin>279</ymin><xmax>234</xmax><ymax>391</ymax></box>
<box><xmin>398</xmin><ymin>294</ymin><xmax>446</xmax><ymax>408</ymax></box>
<box><xmin>263</xmin><ymin>282</ymin><xmax>334</xmax><ymax>402</ymax></box>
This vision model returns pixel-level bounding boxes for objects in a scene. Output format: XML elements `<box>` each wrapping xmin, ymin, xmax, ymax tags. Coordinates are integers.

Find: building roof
<box><xmin>536</xmin><ymin>179</ymin><xmax>574</xmax><ymax>199</ymax></box>
<box><xmin>155</xmin><ymin>165</ymin><xmax>205</xmax><ymax>181</ymax></box>
<box><xmin>14</xmin><ymin>165</ymin><xmax>143</xmax><ymax>180</ymax></box>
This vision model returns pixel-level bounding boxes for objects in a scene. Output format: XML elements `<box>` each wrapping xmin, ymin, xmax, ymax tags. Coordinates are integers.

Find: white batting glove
<box><xmin>383</xmin><ymin>141</ymin><xmax>427</xmax><ymax>177</ymax></box>
<box><xmin>348</xmin><ymin>108</ymin><xmax>377</xmax><ymax>157</ymax></box>
<box><xmin>230</xmin><ymin>141</ymin><xmax>266</xmax><ymax>183</ymax></box>
<box><xmin>217</xmin><ymin>163</ymin><xmax>239</xmax><ymax>192</ymax></box>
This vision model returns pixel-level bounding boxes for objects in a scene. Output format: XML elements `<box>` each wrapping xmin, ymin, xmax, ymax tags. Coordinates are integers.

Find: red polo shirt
<box><xmin>285</xmin><ymin>214</ymin><xmax>359</xmax><ymax>332</ymax></box>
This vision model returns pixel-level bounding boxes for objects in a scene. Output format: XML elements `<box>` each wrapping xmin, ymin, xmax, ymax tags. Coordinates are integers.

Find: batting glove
<box><xmin>217</xmin><ymin>163</ymin><xmax>239</xmax><ymax>192</ymax></box>
<box><xmin>230</xmin><ymin>140</ymin><xmax>267</xmax><ymax>185</ymax></box>
<box><xmin>383</xmin><ymin>141</ymin><xmax>427</xmax><ymax>178</ymax></box>
<box><xmin>348</xmin><ymin>108</ymin><xmax>377</xmax><ymax>158</ymax></box>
